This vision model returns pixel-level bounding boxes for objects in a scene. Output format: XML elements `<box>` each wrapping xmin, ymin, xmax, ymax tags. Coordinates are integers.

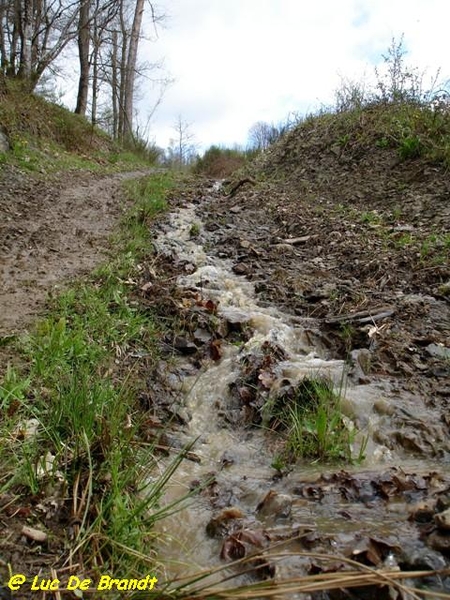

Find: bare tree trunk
<box><xmin>8</xmin><ymin>0</ymin><xmax>20</xmax><ymax>76</ymax></box>
<box><xmin>178</xmin><ymin>120</ymin><xmax>183</xmax><ymax>166</ymax></box>
<box><xmin>0</xmin><ymin>0</ymin><xmax>9</xmax><ymax>74</ymax></box>
<box><xmin>117</xmin><ymin>1</ymin><xmax>127</xmax><ymax>142</ymax></box>
<box><xmin>123</xmin><ymin>0</ymin><xmax>144</xmax><ymax>142</ymax></box>
<box><xmin>75</xmin><ymin>0</ymin><xmax>90</xmax><ymax>115</ymax></box>
<box><xmin>111</xmin><ymin>29</ymin><xmax>118</xmax><ymax>138</ymax></box>
<box><xmin>31</xmin><ymin>0</ymin><xmax>43</xmax><ymax>68</ymax></box>
<box><xmin>91</xmin><ymin>38</ymin><xmax>98</xmax><ymax>125</ymax></box>
<box><xmin>18</xmin><ymin>0</ymin><xmax>32</xmax><ymax>81</ymax></box>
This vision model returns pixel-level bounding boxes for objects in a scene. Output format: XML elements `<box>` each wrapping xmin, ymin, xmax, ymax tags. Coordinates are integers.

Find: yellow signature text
<box><xmin>8</xmin><ymin>573</ymin><xmax>158</xmax><ymax>592</ymax></box>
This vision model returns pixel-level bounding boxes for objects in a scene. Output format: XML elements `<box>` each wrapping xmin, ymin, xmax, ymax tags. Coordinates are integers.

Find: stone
<box><xmin>232</xmin><ymin>263</ymin><xmax>249</xmax><ymax>275</ymax></box>
<box><xmin>408</xmin><ymin>500</ymin><xmax>437</xmax><ymax>523</ymax></box>
<box><xmin>206</xmin><ymin>507</ymin><xmax>245</xmax><ymax>538</ymax></box>
<box><xmin>192</xmin><ymin>328</ymin><xmax>211</xmax><ymax>345</ymax></box>
<box><xmin>435</xmin><ymin>508</ymin><xmax>450</xmax><ymax>532</ymax></box>
<box><xmin>172</xmin><ymin>336</ymin><xmax>198</xmax><ymax>354</ymax></box>
<box><xmin>256</xmin><ymin>490</ymin><xmax>292</xmax><ymax>519</ymax></box>
<box><xmin>427</xmin><ymin>530</ymin><xmax>450</xmax><ymax>553</ymax></box>
<box><xmin>0</xmin><ymin>129</ymin><xmax>9</xmax><ymax>153</ymax></box>
<box><xmin>426</xmin><ymin>343</ymin><xmax>450</xmax><ymax>359</ymax></box>
<box><xmin>22</xmin><ymin>525</ymin><xmax>47</xmax><ymax>543</ymax></box>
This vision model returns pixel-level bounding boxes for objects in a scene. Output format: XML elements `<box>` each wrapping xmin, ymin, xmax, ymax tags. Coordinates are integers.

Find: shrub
<box><xmin>193</xmin><ymin>145</ymin><xmax>248</xmax><ymax>177</ymax></box>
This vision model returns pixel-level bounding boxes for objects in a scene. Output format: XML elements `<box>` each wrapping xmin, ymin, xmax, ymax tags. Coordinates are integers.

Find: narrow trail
<box><xmin>0</xmin><ymin>170</ymin><xmax>145</xmax><ymax>335</ymax></box>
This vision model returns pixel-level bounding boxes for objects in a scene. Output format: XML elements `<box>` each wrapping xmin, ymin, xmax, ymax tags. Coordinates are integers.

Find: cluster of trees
<box><xmin>160</xmin><ymin>115</ymin><xmax>297</xmax><ymax>170</ymax></box>
<box><xmin>0</xmin><ymin>0</ymin><xmax>300</xmax><ymax>162</ymax></box>
<box><xmin>0</xmin><ymin>0</ymin><xmax>162</xmax><ymax>142</ymax></box>
<box><xmin>247</xmin><ymin>114</ymin><xmax>300</xmax><ymax>151</ymax></box>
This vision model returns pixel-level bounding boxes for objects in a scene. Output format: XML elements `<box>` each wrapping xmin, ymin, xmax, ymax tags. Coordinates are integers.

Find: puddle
<box><xmin>151</xmin><ymin>195</ymin><xmax>450</xmax><ymax>590</ymax></box>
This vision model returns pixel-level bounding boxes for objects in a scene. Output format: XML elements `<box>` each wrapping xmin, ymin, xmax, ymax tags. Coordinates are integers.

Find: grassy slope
<box><xmin>0</xmin><ymin>80</ymin><xmax>150</xmax><ymax>173</ymax></box>
<box><xmin>253</xmin><ymin>99</ymin><xmax>450</xmax><ymax>195</ymax></box>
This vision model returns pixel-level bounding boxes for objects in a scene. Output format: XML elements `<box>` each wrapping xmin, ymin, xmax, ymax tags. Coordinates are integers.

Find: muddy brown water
<box><xmin>152</xmin><ymin>192</ymin><xmax>450</xmax><ymax>593</ymax></box>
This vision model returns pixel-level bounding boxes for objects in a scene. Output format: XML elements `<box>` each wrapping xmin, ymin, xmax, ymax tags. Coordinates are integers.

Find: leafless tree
<box><xmin>75</xmin><ymin>0</ymin><xmax>91</xmax><ymax>114</ymax></box>
<box><xmin>248</xmin><ymin>121</ymin><xmax>280</xmax><ymax>151</ymax></box>
<box><xmin>75</xmin><ymin>0</ymin><xmax>130</xmax><ymax>120</ymax></box>
<box><xmin>99</xmin><ymin>0</ymin><xmax>166</xmax><ymax>142</ymax></box>
<box><xmin>1</xmin><ymin>0</ymin><xmax>169</xmax><ymax>151</ymax></box>
<box><xmin>169</xmin><ymin>115</ymin><xmax>197</xmax><ymax>166</ymax></box>
<box><xmin>121</xmin><ymin>0</ymin><xmax>144</xmax><ymax>141</ymax></box>
<box><xmin>0</xmin><ymin>0</ymin><xmax>80</xmax><ymax>90</ymax></box>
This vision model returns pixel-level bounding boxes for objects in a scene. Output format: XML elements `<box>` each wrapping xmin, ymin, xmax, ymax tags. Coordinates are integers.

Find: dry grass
<box><xmin>158</xmin><ymin>548</ymin><xmax>450</xmax><ymax>599</ymax></box>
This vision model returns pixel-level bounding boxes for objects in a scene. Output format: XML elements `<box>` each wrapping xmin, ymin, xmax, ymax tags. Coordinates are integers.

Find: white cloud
<box><xmin>140</xmin><ymin>0</ymin><xmax>450</xmax><ymax>151</ymax></box>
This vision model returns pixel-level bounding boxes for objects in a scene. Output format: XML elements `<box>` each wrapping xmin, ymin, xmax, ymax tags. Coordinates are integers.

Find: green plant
<box><xmin>391</xmin><ymin>207</ymin><xmax>402</xmax><ymax>221</ymax></box>
<box><xmin>417</xmin><ymin>233</ymin><xmax>450</xmax><ymax>265</ymax></box>
<box><xmin>393</xmin><ymin>231</ymin><xmax>414</xmax><ymax>248</ymax></box>
<box><xmin>339</xmin><ymin>323</ymin><xmax>356</xmax><ymax>354</ymax></box>
<box><xmin>282</xmin><ymin>377</ymin><xmax>353</xmax><ymax>461</ymax></box>
<box><xmin>374</xmin><ymin>35</ymin><xmax>437</xmax><ymax>104</ymax></box>
<box><xmin>376</xmin><ymin>137</ymin><xmax>389</xmax><ymax>148</ymax></box>
<box><xmin>267</xmin><ymin>376</ymin><xmax>355</xmax><ymax>463</ymax></box>
<box><xmin>271</xmin><ymin>454</ymin><xmax>288</xmax><ymax>473</ymax></box>
<box><xmin>338</xmin><ymin>133</ymin><xmax>350</xmax><ymax>146</ymax></box>
<box><xmin>0</xmin><ymin>365</ymin><xmax>30</xmax><ymax>409</ymax></box>
<box><xmin>355</xmin><ymin>431</ymin><xmax>369</xmax><ymax>463</ymax></box>
<box><xmin>419</xmin><ymin>238</ymin><xmax>432</xmax><ymax>260</ymax></box>
<box><xmin>360</xmin><ymin>210</ymin><xmax>381</xmax><ymax>225</ymax></box>
<box><xmin>189</xmin><ymin>222</ymin><xmax>200</xmax><ymax>237</ymax></box>
<box><xmin>334</xmin><ymin>76</ymin><xmax>367</xmax><ymax>112</ymax></box>
<box><xmin>398</xmin><ymin>134</ymin><xmax>422</xmax><ymax>159</ymax></box>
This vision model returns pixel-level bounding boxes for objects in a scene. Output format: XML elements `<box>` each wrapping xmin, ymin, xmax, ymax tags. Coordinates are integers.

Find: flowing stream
<box><xmin>151</xmin><ymin>194</ymin><xmax>450</xmax><ymax>589</ymax></box>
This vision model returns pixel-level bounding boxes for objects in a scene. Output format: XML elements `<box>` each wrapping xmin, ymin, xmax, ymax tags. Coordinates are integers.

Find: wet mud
<box><xmin>144</xmin><ymin>175</ymin><xmax>450</xmax><ymax>594</ymax></box>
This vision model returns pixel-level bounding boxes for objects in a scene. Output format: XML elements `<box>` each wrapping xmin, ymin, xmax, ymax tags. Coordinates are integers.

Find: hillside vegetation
<box><xmin>250</xmin><ymin>42</ymin><xmax>450</xmax><ymax>211</ymax></box>
<box><xmin>0</xmin><ymin>80</ymin><xmax>155</xmax><ymax>174</ymax></box>
<box><xmin>254</xmin><ymin>98</ymin><xmax>450</xmax><ymax>200</ymax></box>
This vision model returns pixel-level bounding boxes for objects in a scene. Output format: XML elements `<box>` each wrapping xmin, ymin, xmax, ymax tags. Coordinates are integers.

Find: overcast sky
<box><xmin>138</xmin><ymin>0</ymin><xmax>449</xmax><ymax>152</ymax></box>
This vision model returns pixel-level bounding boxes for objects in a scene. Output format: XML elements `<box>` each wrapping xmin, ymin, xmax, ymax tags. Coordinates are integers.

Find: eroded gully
<box><xmin>150</xmin><ymin>185</ymin><xmax>450</xmax><ymax>592</ymax></box>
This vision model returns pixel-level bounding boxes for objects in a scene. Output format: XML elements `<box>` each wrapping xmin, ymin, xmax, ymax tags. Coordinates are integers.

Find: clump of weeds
<box><xmin>265</xmin><ymin>376</ymin><xmax>362</xmax><ymax>464</ymax></box>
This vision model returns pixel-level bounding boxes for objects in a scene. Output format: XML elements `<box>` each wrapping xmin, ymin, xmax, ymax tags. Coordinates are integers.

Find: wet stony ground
<box><xmin>134</xmin><ymin>153</ymin><xmax>450</xmax><ymax>594</ymax></box>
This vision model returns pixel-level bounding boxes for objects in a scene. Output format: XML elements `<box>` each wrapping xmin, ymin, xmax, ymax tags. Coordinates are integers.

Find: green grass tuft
<box><xmin>270</xmin><ymin>376</ymin><xmax>357</xmax><ymax>464</ymax></box>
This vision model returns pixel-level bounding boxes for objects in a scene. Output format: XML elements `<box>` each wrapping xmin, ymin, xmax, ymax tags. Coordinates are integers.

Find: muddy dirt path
<box><xmin>0</xmin><ymin>168</ymin><xmax>145</xmax><ymax>335</ymax></box>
